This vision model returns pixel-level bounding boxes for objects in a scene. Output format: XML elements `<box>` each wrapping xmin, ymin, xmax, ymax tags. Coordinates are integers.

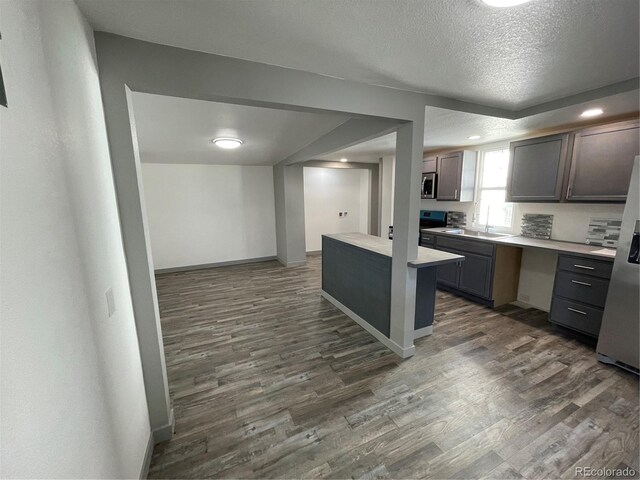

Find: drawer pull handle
<box><xmin>571</xmin><ymin>280</ymin><xmax>592</xmax><ymax>286</ymax></box>
<box><xmin>574</xmin><ymin>264</ymin><xmax>595</xmax><ymax>270</ymax></box>
<box><xmin>567</xmin><ymin>307</ymin><xmax>587</xmax><ymax>315</ymax></box>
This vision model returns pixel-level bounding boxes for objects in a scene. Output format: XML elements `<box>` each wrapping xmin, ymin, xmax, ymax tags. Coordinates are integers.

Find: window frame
<box><xmin>472</xmin><ymin>144</ymin><xmax>514</xmax><ymax>233</ymax></box>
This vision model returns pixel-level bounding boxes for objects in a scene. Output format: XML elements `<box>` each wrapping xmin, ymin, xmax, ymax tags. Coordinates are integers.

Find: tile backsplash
<box><xmin>521</xmin><ymin>214</ymin><xmax>554</xmax><ymax>240</ymax></box>
<box><xmin>446</xmin><ymin>211</ymin><xmax>467</xmax><ymax>228</ymax></box>
<box><xmin>586</xmin><ymin>217</ymin><xmax>622</xmax><ymax>248</ymax></box>
<box><xmin>421</xmin><ymin>199</ymin><xmax>625</xmax><ymax>244</ymax></box>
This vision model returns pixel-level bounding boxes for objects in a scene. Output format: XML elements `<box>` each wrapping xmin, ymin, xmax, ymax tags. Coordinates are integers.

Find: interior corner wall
<box><xmin>359</xmin><ymin>169</ymin><xmax>371</xmax><ymax>234</ymax></box>
<box><xmin>369</xmin><ymin>164</ymin><xmax>380</xmax><ymax>235</ymax></box>
<box><xmin>380</xmin><ymin>155</ymin><xmax>396</xmax><ymax>237</ymax></box>
<box><xmin>303</xmin><ymin>167</ymin><xmax>370</xmax><ymax>252</ymax></box>
<box><xmin>0</xmin><ymin>1</ymin><xmax>150</xmax><ymax>478</ymax></box>
<box><xmin>274</xmin><ymin>163</ymin><xmax>307</xmax><ymax>266</ymax></box>
<box><xmin>140</xmin><ymin>162</ymin><xmax>277</xmax><ymax>270</ymax></box>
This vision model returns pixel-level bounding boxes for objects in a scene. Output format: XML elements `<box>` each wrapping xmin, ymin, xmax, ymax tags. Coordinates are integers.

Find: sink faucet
<box><xmin>484</xmin><ymin>205</ymin><xmax>492</xmax><ymax>233</ymax></box>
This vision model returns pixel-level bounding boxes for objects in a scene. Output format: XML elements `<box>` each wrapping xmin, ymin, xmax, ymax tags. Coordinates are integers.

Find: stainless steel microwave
<box><xmin>421</xmin><ymin>173</ymin><xmax>437</xmax><ymax>199</ymax></box>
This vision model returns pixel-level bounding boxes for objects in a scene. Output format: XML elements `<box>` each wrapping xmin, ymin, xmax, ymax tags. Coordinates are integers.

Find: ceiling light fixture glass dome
<box><xmin>580</xmin><ymin>108</ymin><xmax>604</xmax><ymax>118</ymax></box>
<box><xmin>481</xmin><ymin>0</ymin><xmax>532</xmax><ymax>7</ymax></box>
<box><xmin>212</xmin><ymin>137</ymin><xmax>244</xmax><ymax>149</ymax></box>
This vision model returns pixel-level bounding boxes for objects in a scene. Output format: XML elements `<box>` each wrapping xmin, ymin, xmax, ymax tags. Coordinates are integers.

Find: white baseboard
<box><xmin>152</xmin><ymin>408</ymin><xmax>174</xmax><ymax>444</ymax></box>
<box><xmin>277</xmin><ymin>257</ymin><xmax>307</xmax><ymax>268</ymax></box>
<box><xmin>414</xmin><ymin>325</ymin><xmax>433</xmax><ymax>339</ymax></box>
<box><xmin>139</xmin><ymin>430</ymin><xmax>154</xmax><ymax>479</ymax></box>
<box><xmin>155</xmin><ymin>256</ymin><xmax>276</xmax><ymax>274</ymax></box>
<box><xmin>321</xmin><ymin>290</ymin><xmax>415</xmax><ymax>359</ymax></box>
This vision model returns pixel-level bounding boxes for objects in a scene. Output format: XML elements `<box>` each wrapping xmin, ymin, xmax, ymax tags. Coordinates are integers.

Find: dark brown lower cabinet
<box><xmin>549</xmin><ymin>254</ymin><xmax>613</xmax><ymax>337</ymax></box>
<box><xmin>458</xmin><ymin>252</ymin><xmax>493</xmax><ymax>299</ymax></box>
<box><xmin>434</xmin><ymin>247</ymin><xmax>460</xmax><ymax>289</ymax></box>
<box><xmin>434</xmin><ymin>235</ymin><xmax>521</xmax><ymax>307</ymax></box>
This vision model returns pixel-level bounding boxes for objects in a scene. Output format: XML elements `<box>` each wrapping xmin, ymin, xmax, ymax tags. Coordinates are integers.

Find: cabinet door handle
<box><xmin>573</xmin><ymin>264</ymin><xmax>595</xmax><ymax>270</ymax></box>
<box><xmin>567</xmin><ymin>185</ymin><xmax>573</xmax><ymax>199</ymax></box>
<box><xmin>567</xmin><ymin>307</ymin><xmax>587</xmax><ymax>315</ymax></box>
<box><xmin>571</xmin><ymin>280</ymin><xmax>592</xmax><ymax>286</ymax></box>
<box><xmin>454</xmin><ymin>189</ymin><xmax>458</xmax><ymax>199</ymax></box>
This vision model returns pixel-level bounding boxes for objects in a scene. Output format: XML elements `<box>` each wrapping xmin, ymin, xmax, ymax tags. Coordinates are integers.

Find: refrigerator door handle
<box><xmin>628</xmin><ymin>226</ymin><xmax>639</xmax><ymax>264</ymax></box>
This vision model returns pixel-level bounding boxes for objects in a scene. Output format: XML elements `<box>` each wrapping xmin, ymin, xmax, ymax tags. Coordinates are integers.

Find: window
<box><xmin>473</xmin><ymin>148</ymin><xmax>513</xmax><ymax>230</ymax></box>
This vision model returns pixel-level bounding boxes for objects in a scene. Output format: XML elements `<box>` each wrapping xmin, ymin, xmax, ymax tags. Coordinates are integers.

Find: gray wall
<box><xmin>274</xmin><ymin>163</ymin><xmax>307</xmax><ymax>267</ymax></box>
<box><xmin>1</xmin><ymin>2</ymin><xmax>151</xmax><ymax>477</ymax></box>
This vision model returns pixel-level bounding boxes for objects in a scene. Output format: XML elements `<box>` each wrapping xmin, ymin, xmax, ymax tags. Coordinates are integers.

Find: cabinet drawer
<box><xmin>420</xmin><ymin>233</ymin><xmax>435</xmax><ymax>247</ymax></box>
<box><xmin>557</xmin><ymin>255</ymin><xmax>613</xmax><ymax>279</ymax></box>
<box><xmin>550</xmin><ymin>296</ymin><xmax>604</xmax><ymax>337</ymax></box>
<box><xmin>554</xmin><ymin>270</ymin><xmax>610</xmax><ymax>307</ymax></box>
<box><xmin>436</xmin><ymin>236</ymin><xmax>495</xmax><ymax>257</ymax></box>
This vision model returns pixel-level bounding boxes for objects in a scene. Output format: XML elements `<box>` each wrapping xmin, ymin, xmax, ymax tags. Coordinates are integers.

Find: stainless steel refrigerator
<box><xmin>597</xmin><ymin>156</ymin><xmax>640</xmax><ymax>374</ymax></box>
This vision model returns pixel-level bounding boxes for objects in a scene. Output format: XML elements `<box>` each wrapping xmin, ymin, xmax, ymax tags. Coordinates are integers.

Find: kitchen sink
<box><xmin>444</xmin><ymin>229</ymin><xmax>514</xmax><ymax>239</ymax></box>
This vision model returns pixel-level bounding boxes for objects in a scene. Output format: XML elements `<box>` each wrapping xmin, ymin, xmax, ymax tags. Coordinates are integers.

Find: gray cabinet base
<box><xmin>322</xmin><ymin>236</ymin><xmax>441</xmax><ymax>358</ymax></box>
<box><xmin>436</xmin><ymin>284</ymin><xmax>494</xmax><ymax>307</ymax></box>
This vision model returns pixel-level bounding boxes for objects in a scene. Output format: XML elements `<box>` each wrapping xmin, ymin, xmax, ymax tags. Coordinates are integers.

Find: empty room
<box><xmin>1</xmin><ymin>0</ymin><xmax>639</xmax><ymax>479</ymax></box>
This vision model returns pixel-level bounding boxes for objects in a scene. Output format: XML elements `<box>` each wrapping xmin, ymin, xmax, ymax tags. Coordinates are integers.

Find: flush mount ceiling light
<box><xmin>340</xmin><ymin>158</ymin><xmax>348</xmax><ymax>163</ymax></box>
<box><xmin>481</xmin><ymin>0</ymin><xmax>532</xmax><ymax>6</ymax></box>
<box><xmin>212</xmin><ymin>137</ymin><xmax>243</xmax><ymax>149</ymax></box>
<box><xmin>580</xmin><ymin>108</ymin><xmax>604</xmax><ymax>118</ymax></box>
<box><xmin>468</xmin><ymin>135</ymin><xmax>481</xmax><ymax>140</ymax></box>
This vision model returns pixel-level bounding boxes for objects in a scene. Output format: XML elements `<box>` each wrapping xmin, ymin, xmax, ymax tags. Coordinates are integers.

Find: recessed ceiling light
<box><xmin>340</xmin><ymin>158</ymin><xmax>348</xmax><ymax>163</ymax></box>
<box><xmin>481</xmin><ymin>0</ymin><xmax>532</xmax><ymax>7</ymax></box>
<box><xmin>580</xmin><ymin>108</ymin><xmax>603</xmax><ymax>118</ymax></box>
<box><xmin>212</xmin><ymin>137</ymin><xmax>243</xmax><ymax>149</ymax></box>
<box><xmin>468</xmin><ymin>135</ymin><xmax>481</xmax><ymax>140</ymax></box>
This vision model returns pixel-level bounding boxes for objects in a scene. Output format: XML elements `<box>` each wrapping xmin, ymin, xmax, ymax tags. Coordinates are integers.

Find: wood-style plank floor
<box><xmin>149</xmin><ymin>255</ymin><xmax>639</xmax><ymax>479</ymax></box>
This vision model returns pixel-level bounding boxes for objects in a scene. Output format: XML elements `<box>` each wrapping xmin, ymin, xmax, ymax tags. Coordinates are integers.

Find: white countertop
<box><xmin>323</xmin><ymin>233</ymin><xmax>464</xmax><ymax>268</ymax></box>
<box><xmin>421</xmin><ymin>228</ymin><xmax>616</xmax><ymax>260</ymax></box>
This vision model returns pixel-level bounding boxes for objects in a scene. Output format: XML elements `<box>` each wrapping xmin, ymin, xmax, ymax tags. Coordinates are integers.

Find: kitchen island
<box><xmin>321</xmin><ymin>233</ymin><xmax>463</xmax><ymax>357</ymax></box>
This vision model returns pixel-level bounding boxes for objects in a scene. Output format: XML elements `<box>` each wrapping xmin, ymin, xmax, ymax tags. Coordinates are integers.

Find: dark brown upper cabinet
<box><xmin>506</xmin><ymin>133</ymin><xmax>571</xmax><ymax>202</ymax></box>
<box><xmin>566</xmin><ymin>119</ymin><xmax>640</xmax><ymax>203</ymax></box>
<box><xmin>422</xmin><ymin>156</ymin><xmax>437</xmax><ymax>173</ymax></box>
<box><xmin>436</xmin><ymin>151</ymin><xmax>477</xmax><ymax>201</ymax></box>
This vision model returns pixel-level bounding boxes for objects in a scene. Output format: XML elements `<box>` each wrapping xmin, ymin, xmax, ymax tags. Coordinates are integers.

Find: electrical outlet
<box><xmin>106</xmin><ymin>288</ymin><xmax>116</xmax><ymax>317</ymax></box>
<box><xmin>339</xmin><ymin>212</ymin><xmax>343</xmax><ymax>217</ymax></box>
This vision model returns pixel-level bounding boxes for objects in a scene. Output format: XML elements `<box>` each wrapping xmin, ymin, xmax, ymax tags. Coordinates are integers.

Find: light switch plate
<box><xmin>106</xmin><ymin>288</ymin><xmax>116</xmax><ymax>317</ymax></box>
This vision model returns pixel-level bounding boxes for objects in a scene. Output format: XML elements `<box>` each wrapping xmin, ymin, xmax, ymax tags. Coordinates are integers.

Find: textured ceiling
<box><xmin>318</xmin><ymin>89</ymin><xmax>640</xmax><ymax>161</ymax></box>
<box><xmin>130</xmin><ymin>93</ymin><xmax>349</xmax><ymax>165</ymax></box>
<box><xmin>77</xmin><ymin>0</ymin><xmax>639</xmax><ymax>110</ymax></box>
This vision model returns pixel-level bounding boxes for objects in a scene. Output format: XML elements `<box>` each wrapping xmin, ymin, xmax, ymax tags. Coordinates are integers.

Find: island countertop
<box><xmin>322</xmin><ymin>232</ymin><xmax>464</xmax><ymax>268</ymax></box>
